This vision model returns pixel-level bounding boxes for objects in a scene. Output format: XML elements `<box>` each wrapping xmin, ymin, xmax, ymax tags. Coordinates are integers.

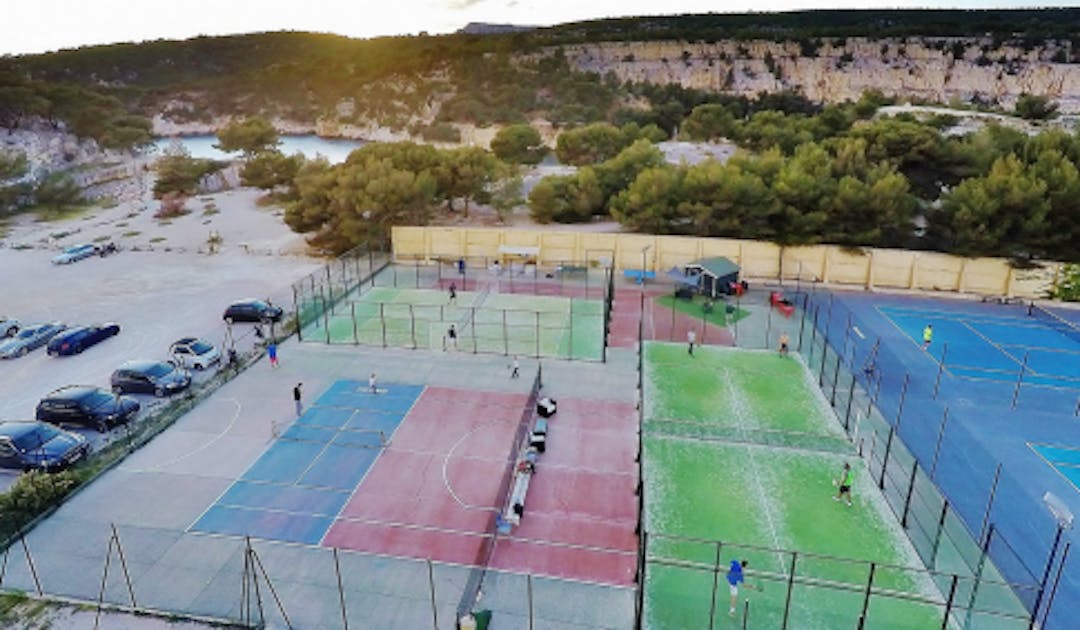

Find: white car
<box><xmin>168</xmin><ymin>337</ymin><xmax>222</xmax><ymax>370</ymax></box>
<box><xmin>0</xmin><ymin>317</ymin><xmax>18</xmax><ymax>338</ymax></box>
<box><xmin>51</xmin><ymin>244</ymin><xmax>99</xmax><ymax>265</ymax></box>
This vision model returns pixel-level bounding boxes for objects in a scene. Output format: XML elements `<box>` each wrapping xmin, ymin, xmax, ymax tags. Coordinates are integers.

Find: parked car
<box><xmin>169</xmin><ymin>337</ymin><xmax>222</xmax><ymax>370</ymax></box>
<box><xmin>51</xmin><ymin>244</ymin><xmax>99</xmax><ymax>265</ymax></box>
<box><xmin>0</xmin><ymin>317</ymin><xmax>19</xmax><ymax>338</ymax></box>
<box><xmin>110</xmin><ymin>360</ymin><xmax>192</xmax><ymax>397</ymax></box>
<box><xmin>0</xmin><ymin>322</ymin><xmax>66</xmax><ymax>359</ymax></box>
<box><xmin>36</xmin><ymin>385</ymin><xmax>140</xmax><ymax>432</ymax></box>
<box><xmin>47</xmin><ymin>323</ymin><xmax>121</xmax><ymax>356</ymax></box>
<box><xmin>223</xmin><ymin>299</ymin><xmax>283</xmax><ymax>323</ymax></box>
<box><xmin>0</xmin><ymin>421</ymin><xmax>90</xmax><ymax>472</ymax></box>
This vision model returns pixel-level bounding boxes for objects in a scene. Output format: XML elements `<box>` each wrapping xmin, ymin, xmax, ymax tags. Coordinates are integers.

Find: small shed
<box><xmin>683</xmin><ymin>257</ymin><xmax>740</xmax><ymax>298</ymax></box>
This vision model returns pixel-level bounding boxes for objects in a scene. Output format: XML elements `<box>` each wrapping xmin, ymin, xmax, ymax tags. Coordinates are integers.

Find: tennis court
<box><xmin>878</xmin><ymin>303</ymin><xmax>1080</xmax><ymax>390</ymax></box>
<box><xmin>301</xmin><ymin>286</ymin><xmax>604</xmax><ymax>360</ymax></box>
<box><xmin>641</xmin><ymin>343</ymin><xmax>1028</xmax><ymax>629</ymax></box>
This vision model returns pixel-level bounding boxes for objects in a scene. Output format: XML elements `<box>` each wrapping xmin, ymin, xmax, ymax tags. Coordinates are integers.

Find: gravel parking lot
<box><xmin>0</xmin><ymin>247</ymin><xmax>320</xmax><ymax>489</ymax></box>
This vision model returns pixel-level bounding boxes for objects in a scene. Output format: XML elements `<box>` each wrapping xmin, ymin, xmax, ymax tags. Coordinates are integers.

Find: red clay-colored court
<box><xmin>322</xmin><ymin>386</ymin><xmax>639</xmax><ymax>586</ymax></box>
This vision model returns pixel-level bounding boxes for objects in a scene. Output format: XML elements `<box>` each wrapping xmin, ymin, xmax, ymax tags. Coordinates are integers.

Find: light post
<box><xmin>641</xmin><ymin>245</ymin><xmax>651</xmax><ymax>290</ymax></box>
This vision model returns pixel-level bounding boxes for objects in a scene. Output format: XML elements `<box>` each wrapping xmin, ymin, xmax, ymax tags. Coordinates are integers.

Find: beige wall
<box><xmin>391</xmin><ymin>226</ymin><xmax>1063</xmax><ymax>300</ymax></box>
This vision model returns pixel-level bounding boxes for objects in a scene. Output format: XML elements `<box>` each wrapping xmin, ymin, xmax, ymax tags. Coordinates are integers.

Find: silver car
<box><xmin>169</xmin><ymin>337</ymin><xmax>222</xmax><ymax>370</ymax></box>
<box><xmin>51</xmin><ymin>244</ymin><xmax>98</xmax><ymax>265</ymax></box>
<box><xmin>0</xmin><ymin>322</ymin><xmax>67</xmax><ymax>358</ymax></box>
<box><xmin>0</xmin><ymin>317</ymin><xmax>19</xmax><ymax>338</ymax></box>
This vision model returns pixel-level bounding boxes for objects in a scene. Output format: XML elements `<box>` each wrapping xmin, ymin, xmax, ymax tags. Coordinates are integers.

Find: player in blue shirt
<box><xmin>727</xmin><ymin>559</ymin><xmax>747</xmax><ymax>616</ymax></box>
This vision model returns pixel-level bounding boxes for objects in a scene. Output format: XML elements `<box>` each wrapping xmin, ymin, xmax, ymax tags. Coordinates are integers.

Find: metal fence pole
<box><xmin>900</xmin><ymin>460</ymin><xmax>920</xmax><ymax>528</ymax></box>
<box><xmin>930</xmin><ymin>499</ymin><xmax>950</xmax><ymax>567</ymax></box>
<box><xmin>410</xmin><ymin>304</ymin><xmax>417</xmax><ymax>349</ymax></box>
<box><xmin>293</xmin><ymin>285</ymin><xmax>302</xmax><ymax>341</ymax></box>
<box><xmin>502</xmin><ymin>310</ymin><xmax>509</xmax><ymax>356</ymax></box>
<box><xmin>894</xmin><ymin>373</ymin><xmax>911</xmax><ymax>431</ymax></box>
<box><xmin>335</xmin><ymin>549</ymin><xmax>349</xmax><ymax>630</ymax></box>
<box><xmin>963</xmin><ymin>524</ymin><xmax>994</xmax><ymax>629</ymax></box>
<box><xmin>879</xmin><ymin>427</ymin><xmax>896</xmax><ymax>490</ymax></box>
<box><xmin>569</xmin><ymin>301</ymin><xmax>575</xmax><ymax>360</ymax></box>
<box><xmin>843</xmin><ymin>372</ymin><xmax>858</xmax><ymax>432</ymax></box>
<box><xmin>1031</xmin><ymin>524</ymin><xmax>1066</xmax><ymax>628</ymax></box>
<box><xmin>527</xmin><ymin>573</ymin><xmax>535</xmax><ymax>630</ymax></box>
<box><xmin>1040</xmin><ymin>542</ymin><xmax>1071</xmax><ymax>629</ymax></box>
<box><xmin>708</xmin><ymin>541</ymin><xmax>722</xmax><ymax>630</ymax></box>
<box><xmin>856</xmin><ymin>562</ymin><xmax>876</xmax><ymax>629</ymax></box>
<box><xmin>979</xmin><ymin>464</ymin><xmax>1003</xmax><ymax>544</ymax></box>
<box><xmin>797</xmin><ymin>293</ymin><xmax>810</xmax><ymax>351</ymax></box>
<box><xmin>939</xmin><ymin>574</ymin><xmax>959</xmax><ymax>630</ymax></box>
<box><xmin>933</xmin><ymin>343</ymin><xmax>948</xmax><ymax>399</ymax></box>
<box><xmin>1011</xmin><ymin>351</ymin><xmax>1030</xmax><ymax>409</ymax></box>
<box><xmin>818</xmin><ymin>328</ymin><xmax>830</xmax><ymax>387</ymax></box>
<box><xmin>380</xmin><ymin>303</ymin><xmax>387</xmax><ymax>348</ymax></box>
<box><xmin>535</xmin><ymin>311</ymin><xmax>541</xmax><ymax>358</ymax></box>
<box><xmin>829</xmin><ymin>349</ymin><xmax>843</xmax><ymax>406</ymax></box>
<box><xmin>427</xmin><ymin>559</ymin><xmax>438</xmax><ymax>630</ymax></box>
<box><xmin>471</xmin><ymin>307</ymin><xmax>478</xmax><ymax>354</ymax></box>
<box><xmin>351</xmin><ymin>302</ymin><xmax>359</xmax><ymax>344</ymax></box>
<box><xmin>782</xmin><ymin>552</ymin><xmax>797</xmax><ymax>629</ymax></box>
<box><xmin>320</xmin><ymin>287</ymin><xmax>331</xmax><ymax>343</ymax></box>
<box><xmin>930</xmin><ymin>407</ymin><xmax>950</xmax><ymax>479</ymax></box>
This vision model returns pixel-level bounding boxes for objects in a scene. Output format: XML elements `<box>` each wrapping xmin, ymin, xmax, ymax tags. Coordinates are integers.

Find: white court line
<box><xmin>121</xmin><ymin>397</ymin><xmax>242</xmax><ymax>474</ymax></box>
<box><xmin>441</xmin><ymin>417</ymin><xmax>514</xmax><ymax>514</ymax></box>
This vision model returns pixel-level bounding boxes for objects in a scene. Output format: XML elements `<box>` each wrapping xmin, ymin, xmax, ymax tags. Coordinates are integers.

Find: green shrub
<box><xmin>0</xmin><ymin>471</ymin><xmax>79</xmax><ymax>538</ymax></box>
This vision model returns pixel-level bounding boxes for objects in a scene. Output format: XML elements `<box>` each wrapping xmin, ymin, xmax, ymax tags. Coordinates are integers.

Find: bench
<box><xmin>506</xmin><ymin>464</ymin><xmax>533</xmax><ymax>526</ymax></box>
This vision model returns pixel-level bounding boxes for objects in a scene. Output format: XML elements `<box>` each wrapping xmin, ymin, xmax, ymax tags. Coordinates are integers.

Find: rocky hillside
<box><xmin>565</xmin><ymin>37</ymin><xmax>1080</xmax><ymax>112</ymax></box>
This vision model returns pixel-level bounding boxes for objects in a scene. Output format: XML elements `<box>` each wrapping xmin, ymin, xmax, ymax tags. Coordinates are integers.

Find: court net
<box><xmin>457</xmin><ymin>362</ymin><xmax>543</xmax><ymax>618</ymax></box>
<box><xmin>276</xmin><ymin>425</ymin><xmax>389</xmax><ymax>449</ymax></box>
<box><xmin>645</xmin><ymin>417</ymin><xmax>853</xmax><ymax>456</ymax></box>
<box><xmin>1030</xmin><ymin>304</ymin><xmax>1080</xmax><ymax>348</ymax></box>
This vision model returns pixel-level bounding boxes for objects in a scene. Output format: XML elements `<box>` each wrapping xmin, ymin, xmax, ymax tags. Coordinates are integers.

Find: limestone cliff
<box><xmin>561</xmin><ymin>37</ymin><xmax>1080</xmax><ymax>112</ymax></box>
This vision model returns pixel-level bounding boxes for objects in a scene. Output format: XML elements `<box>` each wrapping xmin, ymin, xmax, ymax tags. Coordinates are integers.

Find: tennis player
<box><xmin>727</xmin><ymin>559</ymin><xmax>760</xmax><ymax>616</ymax></box>
<box><xmin>833</xmin><ymin>462</ymin><xmax>854</xmax><ymax>507</ymax></box>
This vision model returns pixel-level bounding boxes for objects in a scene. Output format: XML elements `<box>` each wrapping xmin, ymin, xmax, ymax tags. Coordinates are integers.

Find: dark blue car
<box><xmin>47</xmin><ymin>323</ymin><xmax>121</xmax><ymax>356</ymax></box>
<box><xmin>0</xmin><ymin>421</ymin><xmax>90</xmax><ymax>472</ymax></box>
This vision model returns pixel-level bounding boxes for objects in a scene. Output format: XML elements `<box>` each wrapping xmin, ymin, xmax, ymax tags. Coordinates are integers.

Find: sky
<box><xmin>3</xmin><ymin>0</ymin><xmax>1079</xmax><ymax>56</ymax></box>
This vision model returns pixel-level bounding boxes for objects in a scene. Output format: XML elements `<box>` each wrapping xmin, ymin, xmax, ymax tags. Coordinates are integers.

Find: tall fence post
<box><xmin>933</xmin><ymin>343</ymin><xmax>948</xmax><ymax>399</ymax></box>
<box><xmin>940</xmin><ymin>574</ymin><xmax>959</xmax><ymax>630</ymax></box>
<box><xmin>930</xmin><ymin>500</ymin><xmax>950</xmax><ymax>568</ymax></box>
<box><xmin>856</xmin><ymin>562</ymin><xmax>876</xmax><ymax>629</ymax></box>
<box><xmin>879</xmin><ymin>427</ymin><xmax>896</xmax><ymax>491</ymax></box>
<box><xmin>1031</xmin><ymin>523</ymin><xmax>1067</xmax><ymax>628</ymax></box>
<box><xmin>535</xmin><ymin>311</ymin><xmax>541</xmax><ymax>359</ymax></box>
<box><xmin>900</xmin><ymin>460</ymin><xmax>920</xmax><ymax>528</ymax></box>
<box><xmin>818</xmin><ymin>327</ymin><xmax>831</xmax><ymax>387</ymax></box>
<box><xmin>293</xmin><ymin>285</ymin><xmax>302</xmax><ymax>341</ymax></box>
<box><xmin>471</xmin><ymin>307</ymin><xmax>478</xmax><ymax>354</ymax></box>
<box><xmin>894</xmin><ymin>373</ymin><xmax>911</xmax><ymax>431</ymax></box>
<box><xmin>1040</xmin><ymin>542</ymin><xmax>1071</xmax><ymax>630</ymax></box>
<box><xmin>321</xmin><ymin>287</ymin><xmax>331</xmax><ymax>344</ymax></box>
<box><xmin>427</xmin><ymin>559</ymin><xmax>438</xmax><ymax>630</ymax></box>
<box><xmin>1012</xmin><ymin>351</ymin><xmax>1030</xmax><ymax>409</ymax></box>
<box><xmin>963</xmin><ymin>524</ymin><xmax>994</xmax><ymax>629</ymax></box>
<box><xmin>409</xmin><ymin>304</ymin><xmax>417</xmax><ymax>349</ymax></box>
<box><xmin>379</xmin><ymin>303</ymin><xmax>387</xmax><ymax>347</ymax></box>
<box><xmin>527</xmin><ymin>573</ymin><xmax>534</xmax><ymax>630</ymax></box>
<box><xmin>502</xmin><ymin>310</ymin><xmax>509</xmax><ymax>356</ymax></box>
<box><xmin>351</xmin><ymin>302</ymin><xmax>359</xmax><ymax>344</ymax></box>
<box><xmin>782</xmin><ymin>552</ymin><xmax>797</xmax><ymax>629</ymax></box>
<box><xmin>843</xmin><ymin>372</ymin><xmax>858</xmax><ymax>432</ymax></box>
<box><xmin>797</xmin><ymin>293</ymin><xmax>810</xmax><ymax>352</ymax></box>
<box><xmin>707</xmin><ymin>541</ymin><xmax>722</xmax><ymax>630</ymax></box>
<box><xmin>979</xmin><ymin>464</ymin><xmax>1003</xmax><ymax>544</ymax></box>
<box><xmin>335</xmin><ymin>548</ymin><xmax>349</xmax><ymax>630</ymax></box>
<box><xmin>829</xmin><ymin>349</ymin><xmax>843</xmax><ymax>406</ymax></box>
<box><xmin>930</xmin><ymin>407</ymin><xmax>950</xmax><ymax>479</ymax></box>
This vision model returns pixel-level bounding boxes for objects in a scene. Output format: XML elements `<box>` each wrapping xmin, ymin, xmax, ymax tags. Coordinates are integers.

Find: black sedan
<box><xmin>110</xmin><ymin>360</ymin><xmax>192</xmax><ymax>397</ymax></box>
<box><xmin>0</xmin><ymin>421</ymin><xmax>90</xmax><ymax>472</ymax></box>
<box><xmin>36</xmin><ymin>385</ymin><xmax>140</xmax><ymax>433</ymax></box>
<box><xmin>47</xmin><ymin>323</ymin><xmax>121</xmax><ymax>356</ymax></box>
<box><xmin>223</xmin><ymin>299</ymin><xmax>283</xmax><ymax>323</ymax></box>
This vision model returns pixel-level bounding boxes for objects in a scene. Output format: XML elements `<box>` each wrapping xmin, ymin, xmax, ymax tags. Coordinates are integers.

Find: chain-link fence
<box><xmin>0</xmin><ymin>525</ymin><xmax>633</xmax><ymax>629</ymax></box>
<box><xmin>293</xmin><ymin>243</ymin><xmax>391</xmax><ymax>340</ymax></box>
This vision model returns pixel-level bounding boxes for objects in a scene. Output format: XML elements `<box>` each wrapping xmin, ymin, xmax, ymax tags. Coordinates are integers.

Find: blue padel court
<box><xmin>879</xmin><ymin>304</ymin><xmax>1080</xmax><ymax>389</ymax></box>
<box><xmin>1032</xmin><ymin>443</ymin><xmax>1080</xmax><ymax>491</ymax></box>
<box><xmin>190</xmin><ymin>381</ymin><xmax>423</xmax><ymax>545</ymax></box>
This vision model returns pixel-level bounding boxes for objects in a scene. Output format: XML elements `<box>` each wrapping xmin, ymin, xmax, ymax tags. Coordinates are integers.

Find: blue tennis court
<box><xmin>191</xmin><ymin>381</ymin><xmax>422</xmax><ymax>545</ymax></box>
<box><xmin>1032</xmin><ymin>443</ymin><xmax>1080</xmax><ymax>491</ymax></box>
<box><xmin>879</xmin><ymin>304</ymin><xmax>1080</xmax><ymax>389</ymax></box>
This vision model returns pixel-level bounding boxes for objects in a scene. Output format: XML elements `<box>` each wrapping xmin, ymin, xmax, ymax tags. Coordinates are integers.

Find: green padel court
<box><xmin>642</xmin><ymin>343</ymin><xmax>951</xmax><ymax>629</ymax></box>
<box><xmin>300</xmin><ymin>286</ymin><xmax>604</xmax><ymax>360</ymax></box>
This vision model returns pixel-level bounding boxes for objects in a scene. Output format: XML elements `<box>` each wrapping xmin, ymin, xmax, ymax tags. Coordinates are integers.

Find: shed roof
<box><xmin>688</xmin><ymin>257</ymin><xmax>740</xmax><ymax>278</ymax></box>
